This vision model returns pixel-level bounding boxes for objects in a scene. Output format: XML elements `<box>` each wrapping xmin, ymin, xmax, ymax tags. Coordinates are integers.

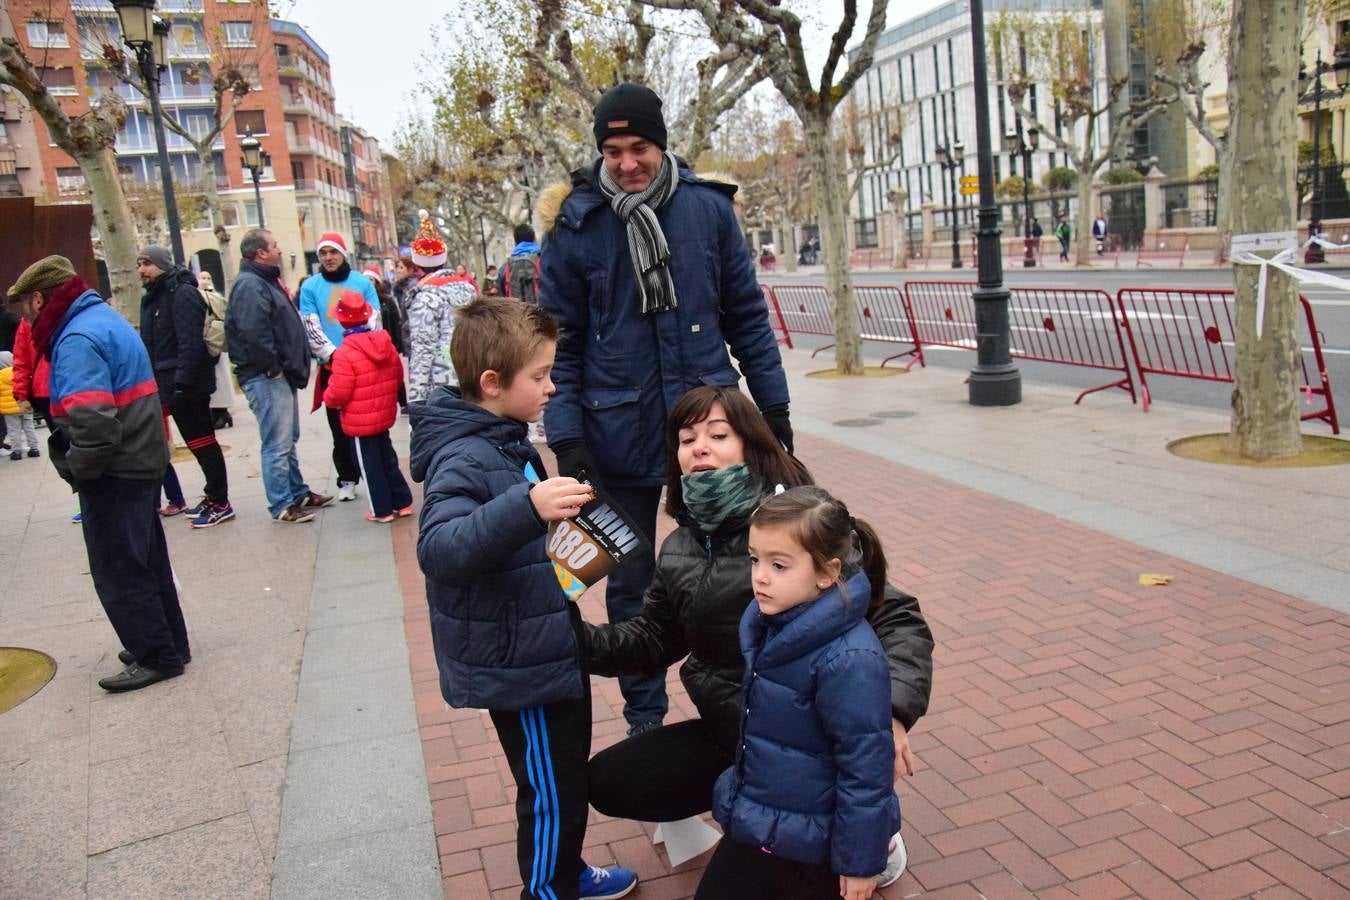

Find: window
<box><xmin>40</xmin><ymin>68</ymin><xmax>78</xmax><ymax>97</ymax></box>
<box><xmin>244</xmin><ymin>199</ymin><xmax>260</xmax><ymax>226</ymax></box>
<box><xmin>292</xmin><ymin>161</ymin><xmax>306</xmax><ymax>180</ymax></box>
<box><xmin>220</xmin><ymin>203</ymin><xmax>240</xmax><ymax>227</ymax></box>
<box><xmin>27</xmin><ymin>20</ymin><xmax>69</xmax><ymax>49</ymax></box>
<box><xmin>223</xmin><ymin>21</ymin><xmax>254</xmax><ymax>47</ymax></box>
<box><xmin>234</xmin><ymin>110</ymin><xmax>267</xmax><ymax>136</ymax></box>
<box><xmin>77</xmin><ymin>17</ymin><xmax>117</xmax><ymax>58</ymax></box>
<box><xmin>854</xmin><ymin>217</ymin><xmax>879</xmax><ymax>249</ymax></box>
<box><xmin>56</xmin><ymin>167</ymin><xmax>86</xmax><ymax>197</ymax></box>
<box><xmin>238</xmin><ymin>64</ymin><xmax>262</xmax><ymax>90</ymax></box>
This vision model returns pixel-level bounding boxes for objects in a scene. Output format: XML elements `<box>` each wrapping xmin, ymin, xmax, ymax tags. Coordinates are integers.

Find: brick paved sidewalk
<box><xmin>393</xmin><ymin>433</ymin><xmax>1350</xmax><ymax>899</ymax></box>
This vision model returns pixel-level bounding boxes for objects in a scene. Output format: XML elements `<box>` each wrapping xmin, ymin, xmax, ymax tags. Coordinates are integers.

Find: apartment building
<box><xmin>845</xmin><ymin>0</ymin><xmax>1114</xmax><ymax>249</ymax></box>
<box><xmin>2</xmin><ymin>2</ymin><xmax>392</xmax><ymax>283</ymax></box>
<box><xmin>272</xmin><ymin>19</ymin><xmax>353</xmax><ymax>273</ymax></box>
<box><xmin>340</xmin><ymin>119</ymin><xmax>398</xmax><ymax>268</ymax></box>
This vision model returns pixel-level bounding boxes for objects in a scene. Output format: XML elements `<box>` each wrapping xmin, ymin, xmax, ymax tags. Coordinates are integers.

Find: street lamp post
<box><xmin>112</xmin><ymin>0</ymin><xmax>184</xmax><ymax>265</ymax></box>
<box><xmin>1300</xmin><ymin>47</ymin><xmax>1350</xmax><ymax>263</ymax></box>
<box><xmin>1005</xmin><ymin>122</ymin><xmax>1040</xmax><ymax>267</ymax></box>
<box><xmin>240</xmin><ymin>131</ymin><xmax>267</xmax><ymax>229</ymax></box>
<box><xmin>936</xmin><ymin>139</ymin><xmax>966</xmax><ymax>268</ymax></box>
<box><xmin>967</xmin><ymin>0</ymin><xmax>1022</xmax><ymax>407</ymax></box>
<box><xmin>478</xmin><ymin>215</ymin><xmax>489</xmax><ymax>277</ymax></box>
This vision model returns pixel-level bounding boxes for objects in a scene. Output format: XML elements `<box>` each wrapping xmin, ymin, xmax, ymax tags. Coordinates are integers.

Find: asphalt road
<box><xmin>762</xmin><ymin>266</ymin><xmax>1348</xmax><ymax>431</ymax></box>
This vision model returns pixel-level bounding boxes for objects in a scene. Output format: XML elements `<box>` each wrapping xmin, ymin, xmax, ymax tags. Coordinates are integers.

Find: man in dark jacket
<box><xmin>137</xmin><ymin>245</ymin><xmax>231</xmax><ymax>528</ymax></box>
<box><xmin>226</xmin><ymin>228</ymin><xmax>332</xmax><ymax>523</ymax></box>
<box><xmin>8</xmin><ymin>255</ymin><xmax>189</xmax><ymax>692</ymax></box>
<box><xmin>539</xmin><ymin>82</ymin><xmax>792</xmax><ymax>734</ymax></box>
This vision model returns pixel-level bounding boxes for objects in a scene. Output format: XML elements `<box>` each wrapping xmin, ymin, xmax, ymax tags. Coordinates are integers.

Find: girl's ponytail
<box><xmin>852</xmin><ymin>517</ymin><xmax>888</xmax><ymax>612</ymax></box>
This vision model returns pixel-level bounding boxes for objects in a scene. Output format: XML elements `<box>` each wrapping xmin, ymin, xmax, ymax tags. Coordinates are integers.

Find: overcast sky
<box><xmin>268</xmin><ymin>0</ymin><xmax>950</xmax><ymax>149</ymax></box>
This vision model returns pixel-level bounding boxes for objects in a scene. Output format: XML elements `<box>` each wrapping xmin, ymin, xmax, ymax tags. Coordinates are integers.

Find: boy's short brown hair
<box><xmin>451</xmin><ymin>297</ymin><xmax>559</xmax><ymax>401</ymax></box>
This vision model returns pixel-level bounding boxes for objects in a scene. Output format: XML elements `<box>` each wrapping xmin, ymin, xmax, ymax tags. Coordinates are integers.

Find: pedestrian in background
<box><xmin>136</xmin><ymin>245</ymin><xmax>232</xmax><ymax>528</ymax></box>
<box><xmin>198</xmin><ymin>271</ymin><xmax>235</xmax><ymax>430</ymax></box>
<box><xmin>498</xmin><ymin>223</ymin><xmax>540</xmax><ymax>301</ymax></box>
<box><xmin>1054</xmin><ymin>217</ymin><xmax>1071</xmax><ymax>262</ymax></box>
<box><xmin>10</xmin><ymin>315</ymin><xmax>51</xmax><ymax>431</ymax></box>
<box><xmin>8</xmin><ymin>255</ymin><xmax>189</xmax><ymax>692</ymax></box>
<box><xmin>298</xmin><ymin>233</ymin><xmax>381</xmax><ymax>504</ymax></box>
<box><xmin>322</xmin><ymin>291</ymin><xmax>412</xmax><ymax>524</ymax></box>
<box><xmin>538</xmin><ymin>80</ymin><xmax>792</xmax><ymax>735</ymax></box>
<box><xmin>226</xmin><ymin>228</ymin><xmax>332</xmax><ymax>523</ymax></box>
<box><xmin>0</xmin><ymin>350</ymin><xmax>38</xmax><ymax>459</ymax></box>
<box><xmin>404</xmin><ymin>218</ymin><xmax>476</xmax><ymax>403</ymax></box>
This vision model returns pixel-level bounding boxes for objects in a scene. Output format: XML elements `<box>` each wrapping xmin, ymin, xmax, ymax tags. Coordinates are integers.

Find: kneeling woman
<box><xmin>583</xmin><ymin>386</ymin><xmax>933</xmax><ymax>880</ymax></box>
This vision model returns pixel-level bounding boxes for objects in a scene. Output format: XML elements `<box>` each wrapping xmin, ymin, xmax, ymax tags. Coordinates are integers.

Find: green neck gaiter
<box><xmin>680</xmin><ymin>463</ymin><xmax>762</xmax><ymax>534</ymax></box>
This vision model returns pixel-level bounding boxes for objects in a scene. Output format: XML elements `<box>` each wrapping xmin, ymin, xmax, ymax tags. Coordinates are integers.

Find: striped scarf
<box><xmin>598</xmin><ymin>150</ymin><xmax>680</xmax><ymax>315</ymax></box>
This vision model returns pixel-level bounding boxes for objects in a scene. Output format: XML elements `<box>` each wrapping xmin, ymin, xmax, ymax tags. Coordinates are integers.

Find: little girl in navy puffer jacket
<box><xmin>702</xmin><ymin>486</ymin><xmax>901</xmax><ymax>900</ymax></box>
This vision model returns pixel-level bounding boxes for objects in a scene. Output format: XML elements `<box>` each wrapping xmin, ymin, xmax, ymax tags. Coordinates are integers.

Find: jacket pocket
<box><xmin>698</xmin><ymin>365</ymin><xmax>740</xmax><ymax>387</ymax></box>
<box><xmin>580</xmin><ymin>386</ymin><xmax>642</xmax><ymax>476</ymax></box>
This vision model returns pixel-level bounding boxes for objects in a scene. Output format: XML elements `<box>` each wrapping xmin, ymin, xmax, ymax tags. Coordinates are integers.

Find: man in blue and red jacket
<box><xmin>6</xmin><ymin>255</ymin><xmax>190</xmax><ymax>693</ymax></box>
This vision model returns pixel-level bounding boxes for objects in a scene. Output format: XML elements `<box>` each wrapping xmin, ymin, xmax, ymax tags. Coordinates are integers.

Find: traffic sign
<box><xmin>959</xmin><ymin>185</ymin><xmax>980</xmax><ymax>196</ymax></box>
<box><xmin>959</xmin><ymin>175</ymin><xmax>980</xmax><ymax>186</ymax></box>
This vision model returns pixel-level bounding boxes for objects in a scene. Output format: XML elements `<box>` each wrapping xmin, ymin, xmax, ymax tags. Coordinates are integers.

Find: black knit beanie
<box><xmin>593</xmin><ymin>82</ymin><xmax>667</xmax><ymax>150</ymax></box>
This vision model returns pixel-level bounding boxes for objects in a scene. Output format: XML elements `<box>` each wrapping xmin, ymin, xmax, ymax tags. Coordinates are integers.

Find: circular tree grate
<box><xmin>834</xmin><ymin>418</ymin><xmax>884</xmax><ymax>428</ymax></box>
<box><xmin>871</xmin><ymin>410</ymin><xmax>916</xmax><ymax>419</ymax></box>
<box><xmin>1167</xmin><ymin>434</ymin><xmax>1350</xmax><ymax>468</ymax></box>
<box><xmin>0</xmin><ymin>648</ymin><xmax>57</xmax><ymax>715</ymax></box>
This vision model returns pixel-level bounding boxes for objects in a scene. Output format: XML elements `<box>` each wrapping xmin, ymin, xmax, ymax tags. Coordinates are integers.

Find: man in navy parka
<box><xmin>538</xmin><ymin>81</ymin><xmax>792</xmax><ymax>735</ymax></box>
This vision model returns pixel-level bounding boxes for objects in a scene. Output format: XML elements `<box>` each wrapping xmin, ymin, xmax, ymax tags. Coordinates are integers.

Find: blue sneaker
<box><xmin>579</xmin><ymin>864</ymin><xmax>637</xmax><ymax>899</ymax></box>
<box><xmin>71</xmin><ymin>511</ymin><xmax>82</xmax><ymax>524</ymax></box>
<box><xmin>190</xmin><ymin>502</ymin><xmax>236</xmax><ymax>529</ymax></box>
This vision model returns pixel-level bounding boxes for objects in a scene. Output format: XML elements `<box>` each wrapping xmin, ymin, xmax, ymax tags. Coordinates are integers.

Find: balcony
<box><xmin>160</xmin><ymin>0</ymin><xmax>205</xmax><ymax>13</ymax></box>
<box><xmin>294</xmin><ymin>178</ymin><xmax>346</xmax><ymax>201</ymax></box>
<box><xmin>287</xmin><ymin>134</ymin><xmax>317</xmax><ymax>154</ymax></box>
<box><xmin>167</xmin><ymin>41</ymin><xmax>210</xmax><ymax>61</ymax></box>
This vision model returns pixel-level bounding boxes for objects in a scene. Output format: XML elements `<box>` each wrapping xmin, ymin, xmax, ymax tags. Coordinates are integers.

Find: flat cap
<box><xmin>8</xmin><ymin>255</ymin><xmax>77</xmax><ymax>298</ymax></box>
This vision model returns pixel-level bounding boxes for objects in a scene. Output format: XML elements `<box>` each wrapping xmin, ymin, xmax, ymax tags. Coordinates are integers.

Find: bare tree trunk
<box><xmin>198</xmin><ymin>148</ymin><xmax>236</xmax><ymax>285</ymax></box>
<box><xmin>1228</xmin><ymin>0</ymin><xmax>1304</xmax><ymax>459</ymax></box>
<box><xmin>1214</xmin><ymin>148</ymin><xmax>1233</xmax><ymax>264</ymax></box>
<box><xmin>1074</xmin><ymin>173</ymin><xmax>1094</xmax><ymax>265</ymax></box>
<box><xmin>804</xmin><ymin>116</ymin><xmax>862</xmax><ymax>374</ymax></box>
<box><xmin>779</xmin><ymin>208</ymin><xmax>798</xmax><ymax>273</ymax></box>
<box><xmin>78</xmin><ymin>148</ymin><xmax>140</xmax><ymax>313</ymax></box>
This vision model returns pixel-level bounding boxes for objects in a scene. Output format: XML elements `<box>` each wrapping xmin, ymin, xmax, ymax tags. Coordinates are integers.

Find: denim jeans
<box><xmin>601</xmin><ymin>483</ymin><xmax>669</xmax><ymax>729</ymax></box>
<box><xmin>241</xmin><ymin>375</ymin><xmax>309</xmax><ymax>516</ymax></box>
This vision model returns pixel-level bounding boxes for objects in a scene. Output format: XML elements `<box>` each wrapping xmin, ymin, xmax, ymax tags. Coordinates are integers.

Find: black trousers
<box><xmin>77</xmin><ymin>475</ymin><xmax>189</xmax><ymax>669</ymax></box>
<box><xmin>318</xmin><ymin>368</ymin><xmax>360</xmax><ymax>484</ymax></box>
<box><xmin>589</xmin><ymin>718</ymin><xmax>733</xmax><ymax>822</ymax></box>
<box><xmin>167</xmin><ymin>396</ymin><xmax>228</xmax><ymax>504</ymax></box>
<box><xmin>353</xmin><ymin>430</ymin><xmax>412</xmax><ymax>517</ymax></box>
<box><xmin>694</xmin><ymin>838</ymin><xmax>839</xmax><ymax>900</ymax></box>
<box><xmin>598</xmin><ymin>483</ymin><xmax>668</xmax><ymax>728</ymax></box>
<box><xmin>30</xmin><ymin>397</ymin><xmax>52</xmax><ymax>431</ymax></box>
<box><xmin>489</xmin><ymin>665</ymin><xmax>592</xmax><ymax>900</ymax></box>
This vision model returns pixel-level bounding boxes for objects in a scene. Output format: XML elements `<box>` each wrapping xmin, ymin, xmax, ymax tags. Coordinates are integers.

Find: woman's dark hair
<box><xmin>750</xmin><ymin>485</ymin><xmax>887</xmax><ymax>611</ymax></box>
<box><xmin>664</xmin><ymin>384</ymin><xmax>811</xmax><ymax>520</ymax></box>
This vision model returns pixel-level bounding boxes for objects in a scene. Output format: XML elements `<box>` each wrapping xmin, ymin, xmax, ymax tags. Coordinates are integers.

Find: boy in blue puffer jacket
<box><xmin>408</xmin><ymin>297</ymin><xmax>637</xmax><ymax>900</ymax></box>
<box><xmin>703</xmin><ymin>486</ymin><xmax>901</xmax><ymax>900</ymax></box>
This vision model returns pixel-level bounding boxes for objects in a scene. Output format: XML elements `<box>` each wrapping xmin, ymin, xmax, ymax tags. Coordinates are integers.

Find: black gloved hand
<box><xmin>552</xmin><ymin>440</ymin><xmax>599</xmax><ymax>484</ymax></box>
<box><xmin>761</xmin><ymin>405</ymin><xmax>794</xmax><ymax>455</ymax></box>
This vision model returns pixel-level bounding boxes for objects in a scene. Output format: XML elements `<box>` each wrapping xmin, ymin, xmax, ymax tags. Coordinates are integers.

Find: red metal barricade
<box><xmin>904</xmin><ymin>281</ymin><xmax>1137</xmax><ymax>404</ymax></box>
<box><xmin>762</xmin><ymin>284</ymin><xmax>924</xmax><ymax>368</ymax></box>
<box><xmin>854</xmin><ymin>285</ymin><xmax>925</xmax><ymax>370</ymax></box>
<box><xmin>761</xmin><ymin>285</ymin><xmax>794</xmax><ymax>349</ymax></box>
<box><xmin>1115</xmin><ymin>288</ymin><xmax>1340</xmax><ymax>433</ymax></box>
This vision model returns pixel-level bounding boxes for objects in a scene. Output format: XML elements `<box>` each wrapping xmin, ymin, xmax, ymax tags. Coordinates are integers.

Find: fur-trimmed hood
<box><xmin>535</xmin><ymin>158</ymin><xmax>740</xmax><ymax>234</ymax></box>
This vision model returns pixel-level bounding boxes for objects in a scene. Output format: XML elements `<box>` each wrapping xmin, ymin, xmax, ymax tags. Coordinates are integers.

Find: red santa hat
<box><xmin>362</xmin><ymin>266</ymin><xmax>382</xmax><ymax>281</ymax></box>
<box><xmin>316</xmin><ymin>232</ymin><xmax>349</xmax><ymax>259</ymax></box>
<box><xmin>411</xmin><ymin>217</ymin><xmax>448</xmax><ymax>269</ymax></box>
<box><xmin>334</xmin><ymin>290</ymin><xmax>372</xmax><ymax>326</ymax></box>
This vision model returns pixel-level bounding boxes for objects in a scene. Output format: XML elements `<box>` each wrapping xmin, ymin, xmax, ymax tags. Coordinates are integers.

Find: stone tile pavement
<box><xmin>3</xmin><ymin>343</ymin><xmax>1349</xmax><ymax>899</ymax></box>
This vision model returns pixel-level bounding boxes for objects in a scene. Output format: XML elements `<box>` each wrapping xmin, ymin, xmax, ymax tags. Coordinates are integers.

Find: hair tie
<box><xmin>774</xmin><ymin>484</ymin><xmax>786</xmax><ymax>495</ymax></box>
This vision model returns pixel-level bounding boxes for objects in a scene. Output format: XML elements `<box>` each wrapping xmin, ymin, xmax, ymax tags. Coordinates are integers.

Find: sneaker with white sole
<box><xmin>877</xmin><ymin>831</ymin><xmax>907</xmax><ymax>887</ymax></box>
<box><xmin>578</xmin><ymin>864</ymin><xmax>637</xmax><ymax>899</ymax></box>
<box><xmin>337</xmin><ymin>482</ymin><xmax>358</xmax><ymax>502</ymax></box>
<box><xmin>191</xmin><ymin>503</ymin><xmax>236</xmax><ymax>529</ymax></box>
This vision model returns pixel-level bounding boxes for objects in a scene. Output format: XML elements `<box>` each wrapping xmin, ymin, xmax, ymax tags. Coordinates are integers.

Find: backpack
<box><xmin>201</xmin><ymin>287</ymin><xmax>228</xmax><ymax>356</ymax></box>
<box><xmin>504</xmin><ymin>253</ymin><xmax>540</xmax><ymax>303</ymax></box>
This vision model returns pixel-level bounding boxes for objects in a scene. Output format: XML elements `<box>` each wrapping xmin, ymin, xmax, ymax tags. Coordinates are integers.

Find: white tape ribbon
<box><xmin>1231</xmin><ymin>238</ymin><xmax>1350</xmax><ymax>338</ymax></box>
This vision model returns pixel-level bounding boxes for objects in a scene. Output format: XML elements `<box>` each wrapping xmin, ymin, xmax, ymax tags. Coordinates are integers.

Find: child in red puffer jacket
<box><xmin>323</xmin><ymin>291</ymin><xmax>413</xmax><ymax>523</ymax></box>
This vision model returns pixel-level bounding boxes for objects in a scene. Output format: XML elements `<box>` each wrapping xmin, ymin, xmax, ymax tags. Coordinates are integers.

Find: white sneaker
<box><xmin>337</xmin><ymin>482</ymin><xmax>357</xmax><ymax>502</ymax></box>
<box><xmin>877</xmin><ymin>832</ymin><xmax>907</xmax><ymax>887</ymax></box>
